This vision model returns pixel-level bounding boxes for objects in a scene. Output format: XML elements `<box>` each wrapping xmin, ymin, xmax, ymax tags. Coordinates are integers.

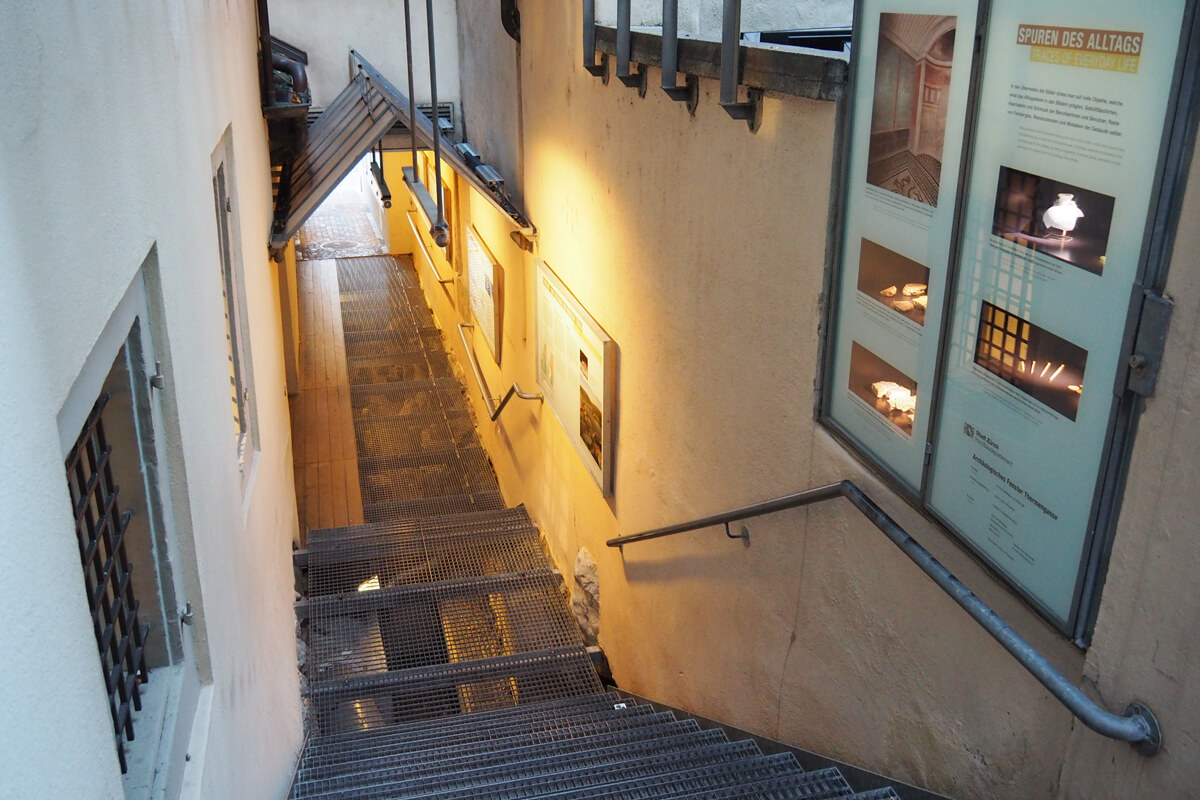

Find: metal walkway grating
<box><xmin>291</xmin><ymin>254</ymin><xmax>910</xmax><ymax>799</ymax></box>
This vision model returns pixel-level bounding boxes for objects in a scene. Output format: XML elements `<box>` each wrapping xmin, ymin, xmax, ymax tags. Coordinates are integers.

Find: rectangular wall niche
<box><xmin>822</xmin><ymin>0</ymin><xmax>1194</xmax><ymax>636</ymax></box>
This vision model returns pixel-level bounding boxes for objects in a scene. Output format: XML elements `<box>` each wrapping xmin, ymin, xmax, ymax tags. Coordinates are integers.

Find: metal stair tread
<box><xmin>306</xmin><ymin>645</ymin><xmax>599</xmax><ymax>698</ymax></box>
<box><xmin>658</xmin><ymin>767</ymin><xmax>856</xmax><ymax>800</ymax></box>
<box><xmin>306</xmin><ymin>504</ymin><xmax>536</xmax><ymax>545</ymax></box>
<box><xmin>296</xmin><ymin>708</ymin><xmax>683</xmax><ymax>785</ymax></box>
<box><xmin>299</xmin><ymin>704</ymin><xmax>661</xmax><ymax>770</ymax></box>
<box><xmin>393</xmin><ymin>739</ymin><xmax>769</xmax><ymax>800</ymax></box>
<box><xmin>303</xmin><ymin>692</ymin><xmax>633</xmax><ymax>753</ymax></box>
<box><xmin>489</xmin><ymin>752</ymin><xmax>804</xmax><ymax>800</ymax></box>
<box><xmin>362</xmin><ymin>491</ymin><xmax>508</xmax><ymax>522</ymax></box>
<box><xmin>292</xmin><ymin>726</ymin><xmax>731</xmax><ymax>800</ymax></box>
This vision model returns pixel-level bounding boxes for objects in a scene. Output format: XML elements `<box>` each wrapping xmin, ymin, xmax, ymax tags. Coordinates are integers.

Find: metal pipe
<box><xmin>583</xmin><ymin>0</ymin><xmax>604</xmax><ymax>75</ymax></box>
<box><xmin>457</xmin><ymin>323</ymin><xmax>542</xmax><ymax>421</ymax></box>
<box><xmin>606</xmin><ymin>479</ymin><xmax>1162</xmax><ymax>755</ymax></box>
<box><xmin>606</xmin><ymin>483</ymin><xmax>844</xmax><ymax>547</ymax></box>
<box><xmin>719</xmin><ymin>0</ymin><xmax>741</xmax><ymax>106</ymax></box>
<box><xmin>402</xmin><ymin>0</ymin><xmax>419</xmax><ymax>187</ymax></box>
<box><xmin>616</xmin><ymin>0</ymin><xmax>632</xmax><ymax>79</ymax></box>
<box><xmin>424</xmin><ymin>0</ymin><xmax>449</xmax><ymax>247</ymax></box>
<box><xmin>271</xmin><ymin>52</ymin><xmax>309</xmax><ymax>95</ymax></box>
<box><xmin>661</xmin><ymin>0</ymin><xmax>679</xmax><ymax>90</ymax></box>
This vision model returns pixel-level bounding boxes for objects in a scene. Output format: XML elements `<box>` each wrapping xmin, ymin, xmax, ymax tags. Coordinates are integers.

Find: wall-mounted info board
<box><xmin>823</xmin><ymin>0</ymin><xmax>1195</xmax><ymax>637</ymax></box>
<box><xmin>536</xmin><ymin>261</ymin><xmax>616</xmax><ymax>496</ymax></box>
<box><xmin>466</xmin><ymin>226</ymin><xmax>503</xmax><ymax>364</ymax></box>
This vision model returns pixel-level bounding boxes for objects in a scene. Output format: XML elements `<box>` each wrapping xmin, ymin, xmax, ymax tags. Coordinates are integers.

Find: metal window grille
<box><xmin>215</xmin><ymin>163</ymin><xmax>249</xmax><ymax>446</ymax></box>
<box><xmin>65</xmin><ymin>392</ymin><xmax>150</xmax><ymax>773</ymax></box>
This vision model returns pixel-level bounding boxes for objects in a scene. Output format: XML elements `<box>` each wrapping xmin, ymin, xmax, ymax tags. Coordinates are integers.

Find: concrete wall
<box><xmin>594</xmin><ymin>0</ymin><xmax>852</xmax><ymax>36</ymax></box>
<box><xmin>270</xmin><ymin>0</ymin><xmax>461</xmax><ymax>110</ymax></box>
<box><xmin>0</xmin><ymin>1</ymin><xmax>301</xmax><ymax>798</ymax></box>
<box><xmin>433</xmin><ymin>1</ymin><xmax>1200</xmax><ymax>798</ymax></box>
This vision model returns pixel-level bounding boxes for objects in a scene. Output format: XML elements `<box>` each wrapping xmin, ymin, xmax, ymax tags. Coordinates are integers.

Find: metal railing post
<box><xmin>718</xmin><ymin>0</ymin><xmax>760</xmax><ymax>128</ymax></box>
<box><xmin>424</xmin><ymin>0</ymin><xmax>449</xmax><ymax>247</ymax></box>
<box><xmin>582</xmin><ymin>0</ymin><xmax>606</xmax><ymax>77</ymax></box>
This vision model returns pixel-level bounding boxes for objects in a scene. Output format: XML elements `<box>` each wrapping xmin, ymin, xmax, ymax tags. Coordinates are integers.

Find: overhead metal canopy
<box><xmin>271</xmin><ymin>51</ymin><xmax>534</xmax><ymax>254</ymax></box>
<box><xmin>270</xmin><ymin>61</ymin><xmax>402</xmax><ymax>250</ymax></box>
<box><xmin>349</xmin><ymin>50</ymin><xmax>535</xmax><ymax>235</ymax></box>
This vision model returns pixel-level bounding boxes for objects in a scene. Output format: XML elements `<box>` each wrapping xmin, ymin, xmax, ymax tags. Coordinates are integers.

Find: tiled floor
<box><xmin>295</xmin><ymin>177</ymin><xmax>388</xmax><ymax>260</ymax></box>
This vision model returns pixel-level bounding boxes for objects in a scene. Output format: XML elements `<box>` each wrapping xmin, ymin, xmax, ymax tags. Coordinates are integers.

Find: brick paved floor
<box><xmin>296</xmin><ymin>176</ymin><xmax>389</xmax><ymax>260</ymax></box>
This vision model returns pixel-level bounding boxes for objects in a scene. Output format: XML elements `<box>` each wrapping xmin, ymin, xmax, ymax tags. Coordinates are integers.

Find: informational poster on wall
<box><xmin>825</xmin><ymin>0</ymin><xmax>980</xmax><ymax>489</ymax></box>
<box><xmin>536</xmin><ymin>261</ymin><xmax>616</xmax><ymax>496</ymax></box>
<box><xmin>466</xmin><ymin>226</ymin><xmax>503</xmax><ymax>364</ymax></box>
<box><xmin>927</xmin><ymin>0</ymin><xmax>1189</xmax><ymax>625</ymax></box>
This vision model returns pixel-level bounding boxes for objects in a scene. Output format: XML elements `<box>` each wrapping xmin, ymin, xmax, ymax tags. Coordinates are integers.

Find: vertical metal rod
<box><xmin>583</xmin><ymin>0</ymin><xmax>598</xmax><ymax>71</ymax></box>
<box><xmin>616</xmin><ymin>0</ymin><xmax>632</xmax><ymax>79</ymax></box>
<box><xmin>402</xmin><ymin>0</ymin><xmax>419</xmax><ymax>181</ymax></box>
<box><xmin>424</xmin><ymin>0</ymin><xmax>449</xmax><ymax>245</ymax></box>
<box><xmin>719</xmin><ymin>0</ymin><xmax>741</xmax><ymax>106</ymax></box>
<box><xmin>661</xmin><ymin>0</ymin><xmax>679</xmax><ymax>90</ymax></box>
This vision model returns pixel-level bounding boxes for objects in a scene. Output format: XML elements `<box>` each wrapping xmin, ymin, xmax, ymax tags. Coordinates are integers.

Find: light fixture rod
<box><xmin>425</xmin><ymin>0</ymin><xmax>449</xmax><ymax>246</ymax></box>
<box><xmin>402</xmin><ymin>0</ymin><xmax>418</xmax><ymax>180</ymax></box>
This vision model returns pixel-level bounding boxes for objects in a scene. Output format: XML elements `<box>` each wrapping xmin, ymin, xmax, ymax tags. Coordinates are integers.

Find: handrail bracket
<box><xmin>456</xmin><ymin>322</ymin><xmax>542</xmax><ymax>421</ymax></box>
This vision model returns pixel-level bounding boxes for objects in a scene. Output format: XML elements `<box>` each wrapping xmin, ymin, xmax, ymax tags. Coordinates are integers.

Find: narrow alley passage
<box><xmin>285</xmin><ymin>187</ymin><xmax>905</xmax><ymax>799</ymax></box>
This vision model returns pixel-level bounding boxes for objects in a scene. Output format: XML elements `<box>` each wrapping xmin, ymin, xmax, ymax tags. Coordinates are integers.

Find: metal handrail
<box><xmin>607</xmin><ymin>479</ymin><xmax>1163</xmax><ymax>756</ymax></box>
<box><xmin>456</xmin><ymin>323</ymin><xmax>542</xmax><ymax>421</ymax></box>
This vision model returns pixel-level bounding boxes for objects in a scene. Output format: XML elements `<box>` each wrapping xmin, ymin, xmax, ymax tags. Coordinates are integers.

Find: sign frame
<box><xmin>535</xmin><ymin>260</ymin><xmax>617</xmax><ymax>496</ymax></box>
<box><xmin>466</xmin><ymin>225</ymin><xmax>504</xmax><ymax>365</ymax></box>
<box><xmin>819</xmin><ymin>0</ymin><xmax>1200</xmax><ymax>641</ymax></box>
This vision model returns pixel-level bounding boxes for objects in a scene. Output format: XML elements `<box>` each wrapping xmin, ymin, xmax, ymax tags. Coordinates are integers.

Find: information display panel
<box><xmin>466</xmin><ymin>226</ymin><xmax>503</xmax><ymax>364</ymax></box>
<box><xmin>536</xmin><ymin>261</ymin><xmax>616</xmax><ymax>496</ymax></box>
<box><xmin>927</xmin><ymin>0</ymin><xmax>1189</xmax><ymax>626</ymax></box>
<box><xmin>824</xmin><ymin>0</ymin><xmax>1193</xmax><ymax>633</ymax></box>
<box><xmin>826</xmin><ymin>0</ymin><xmax>980</xmax><ymax>490</ymax></box>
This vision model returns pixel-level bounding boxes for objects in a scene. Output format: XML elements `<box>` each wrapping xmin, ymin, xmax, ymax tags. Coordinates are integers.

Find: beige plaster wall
<box><xmin>429</xmin><ymin>1</ymin><xmax>1200</xmax><ymax>798</ymax></box>
<box><xmin>270</xmin><ymin>0</ymin><xmax>461</xmax><ymax>110</ymax></box>
<box><xmin>1</xmin><ymin>1</ymin><xmax>301</xmax><ymax>797</ymax></box>
<box><xmin>594</xmin><ymin>0</ymin><xmax>853</xmax><ymax>36</ymax></box>
<box><xmin>1054</xmin><ymin>146</ymin><xmax>1200</xmax><ymax>798</ymax></box>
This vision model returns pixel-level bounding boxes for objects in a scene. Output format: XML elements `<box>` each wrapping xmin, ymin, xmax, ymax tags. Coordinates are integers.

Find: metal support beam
<box><xmin>615</xmin><ymin>0</ymin><xmax>644</xmax><ymax>89</ymax></box>
<box><xmin>424</xmin><ymin>0</ymin><xmax>449</xmax><ymax>248</ymax></box>
<box><xmin>719</xmin><ymin>0</ymin><xmax>762</xmax><ymax>130</ymax></box>
<box><xmin>661</xmin><ymin>0</ymin><xmax>699</xmax><ymax>112</ymax></box>
<box><xmin>582</xmin><ymin>0</ymin><xmax>607</xmax><ymax>77</ymax></box>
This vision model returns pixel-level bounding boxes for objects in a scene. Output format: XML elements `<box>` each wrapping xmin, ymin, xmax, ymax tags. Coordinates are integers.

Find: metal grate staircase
<box><xmin>290</xmin><ymin>255</ymin><xmax>906</xmax><ymax>799</ymax></box>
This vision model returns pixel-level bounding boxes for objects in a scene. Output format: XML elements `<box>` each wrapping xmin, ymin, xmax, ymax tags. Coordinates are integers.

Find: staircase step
<box><xmin>665</xmin><ymin>767</ymin><xmax>856</xmax><ymax>800</ymax></box>
<box><xmin>293</xmin><ymin>725</ymin><xmax>730</xmax><ymax>799</ymax></box>
<box><xmin>305</xmin><ymin>507</ymin><xmax>546</xmax><ymax>597</ymax></box>
<box><xmin>340</xmin><ymin>306</ymin><xmax>438</xmax><ymax>335</ymax></box>
<box><xmin>405</xmin><ymin>740</ymin><xmax>768</xmax><ymax>800</ymax></box>
<box><xmin>354</xmin><ymin>410</ymin><xmax>476</xmax><ymax>458</ymax></box>
<box><xmin>301</xmin><ymin>702</ymin><xmax>659</xmax><ymax>768</ymax></box>
<box><xmin>304</xmin><ymin>692</ymin><xmax>631</xmax><ymax>752</ymax></box>
<box><xmin>358</xmin><ymin>446</ymin><xmax>500</xmax><ymax>506</ymax></box>
<box><xmin>364</xmin><ymin>491</ymin><xmax>507</xmax><ymax>522</ymax></box>
<box><xmin>344</xmin><ymin>329</ymin><xmax>446</xmax><ymax>360</ymax></box>
<box><xmin>298</xmin><ymin>708</ymin><xmax>679</xmax><ymax>784</ymax></box>
<box><xmin>305</xmin><ymin>570</ymin><xmax>584</xmax><ymax>683</ymax></box>
<box><xmin>347</xmin><ymin>351</ymin><xmax>453</xmax><ymax>385</ymax></box>
<box><xmin>350</xmin><ymin>377</ymin><xmax>471</xmax><ymax>421</ymax></box>
<box><xmin>305</xmin><ymin>647</ymin><xmax>603</xmax><ymax>735</ymax></box>
<box><xmin>516</xmin><ymin>752</ymin><xmax>806</xmax><ymax>800</ymax></box>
